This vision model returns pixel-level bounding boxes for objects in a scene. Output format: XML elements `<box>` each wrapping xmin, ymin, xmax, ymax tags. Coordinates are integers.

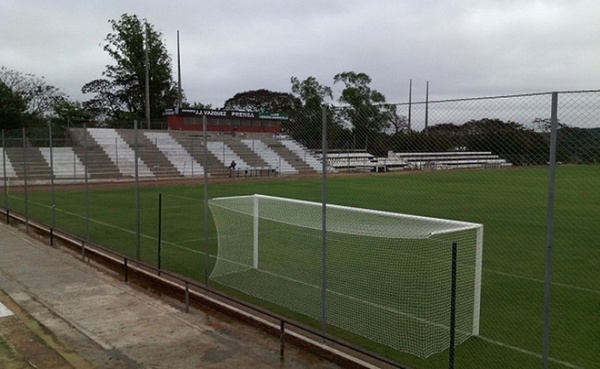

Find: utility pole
<box><xmin>177</xmin><ymin>30</ymin><xmax>183</xmax><ymax>109</ymax></box>
<box><xmin>144</xmin><ymin>23</ymin><xmax>151</xmax><ymax>130</ymax></box>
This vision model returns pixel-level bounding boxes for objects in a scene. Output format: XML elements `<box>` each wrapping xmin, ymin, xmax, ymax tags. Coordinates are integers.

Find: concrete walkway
<box><xmin>0</xmin><ymin>223</ymin><xmax>341</xmax><ymax>368</ymax></box>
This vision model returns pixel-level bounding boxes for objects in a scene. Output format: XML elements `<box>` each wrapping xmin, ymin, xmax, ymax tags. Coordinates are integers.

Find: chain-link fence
<box><xmin>1</xmin><ymin>90</ymin><xmax>598</xmax><ymax>368</ymax></box>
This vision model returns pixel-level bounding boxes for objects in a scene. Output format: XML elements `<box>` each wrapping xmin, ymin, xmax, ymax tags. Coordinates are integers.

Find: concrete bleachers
<box><xmin>0</xmin><ymin>149</ymin><xmax>17</xmax><ymax>179</ymax></box>
<box><xmin>324</xmin><ymin>152</ymin><xmax>408</xmax><ymax>172</ymax></box>
<box><xmin>87</xmin><ymin>128</ymin><xmax>154</xmax><ymax>178</ymax></box>
<box><xmin>326</xmin><ymin>152</ymin><xmax>375</xmax><ymax>172</ymax></box>
<box><xmin>280</xmin><ymin>139</ymin><xmax>323</xmax><ymax>172</ymax></box>
<box><xmin>39</xmin><ymin>147</ymin><xmax>87</xmax><ymax>179</ymax></box>
<box><xmin>205</xmin><ymin>141</ymin><xmax>248</xmax><ymax>171</ymax></box>
<box><xmin>1</xmin><ymin>128</ymin><xmax>331</xmax><ymax>181</ymax></box>
<box><xmin>2</xmin><ymin>128</ymin><xmax>514</xmax><ymax>182</ymax></box>
<box><xmin>390</xmin><ymin>151</ymin><xmax>512</xmax><ymax>170</ymax></box>
<box><xmin>241</xmin><ymin>139</ymin><xmax>298</xmax><ymax>174</ymax></box>
<box><xmin>144</xmin><ymin>131</ymin><xmax>206</xmax><ymax>177</ymax></box>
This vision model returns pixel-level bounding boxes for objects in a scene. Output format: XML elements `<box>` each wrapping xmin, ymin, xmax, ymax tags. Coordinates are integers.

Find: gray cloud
<box><xmin>1</xmin><ymin>0</ymin><xmax>599</xmax><ymax>108</ymax></box>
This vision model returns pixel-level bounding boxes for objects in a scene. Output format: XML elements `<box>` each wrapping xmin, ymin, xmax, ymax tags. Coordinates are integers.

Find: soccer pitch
<box><xmin>7</xmin><ymin>165</ymin><xmax>600</xmax><ymax>369</ymax></box>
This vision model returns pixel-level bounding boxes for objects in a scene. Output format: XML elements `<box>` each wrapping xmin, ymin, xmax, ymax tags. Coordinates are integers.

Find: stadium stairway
<box><xmin>117</xmin><ymin>129</ymin><xmax>181</xmax><ymax>178</ymax></box>
<box><xmin>260</xmin><ymin>136</ymin><xmax>318</xmax><ymax>174</ymax></box>
<box><xmin>3</xmin><ymin>146</ymin><xmax>53</xmax><ymax>180</ymax></box>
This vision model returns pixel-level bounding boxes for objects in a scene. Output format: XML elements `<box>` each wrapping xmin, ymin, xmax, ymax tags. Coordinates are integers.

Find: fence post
<box><xmin>320</xmin><ymin>105</ymin><xmax>328</xmax><ymax>339</ymax></box>
<box><xmin>22</xmin><ymin>128</ymin><xmax>29</xmax><ymax>234</ymax></box>
<box><xmin>157</xmin><ymin>193</ymin><xmax>162</xmax><ymax>275</ymax></box>
<box><xmin>203</xmin><ymin>115</ymin><xmax>210</xmax><ymax>285</ymax></box>
<box><xmin>2</xmin><ymin>130</ymin><xmax>7</xmax><ymax>213</ymax></box>
<box><xmin>185</xmin><ymin>281</ymin><xmax>190</xmax><ymax>313</ymax></box>
<box><xmin>280</xmin><ymin>321</ymin><xmax>285</xmax><ymax>360</ymax></box>
<box><xmin>83</xmin><ymin>123</ymin><xmax>90</xmax><ymax>241</ymax></box>
<box><xmin>115</xmin><ymin>137</ymin><xmax>119</xmax><ymax>171</ymax></box>
<box><xmin>542</xmin><ymin>92</ymin><xmax>559</xmax><ymax>369</ymax></box>
<box><xmin>134</xmin><ymin>120</ymin><xmax>141</xmax><ymax>261</ymax></box>
<box><xmin>448</xmin><ymin>242</ymin><xmax>458</xmax><ymax>369</ymax></box>
<box><xmin>124</xmin><ymin>258</ymin><xmax>129</xmax><ymax>283</ymax></box>
<box><xmin>49</xmin><ymin>124</ymin><xmax>56</xmax><ymax>230</ymax></box>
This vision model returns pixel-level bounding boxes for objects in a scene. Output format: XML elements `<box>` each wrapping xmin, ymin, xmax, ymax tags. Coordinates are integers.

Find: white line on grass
<box><xmin>477</xmin><ymin>336</ymin><xmax>584</xmax><ymax>369</ymax></box>
<box><xmin>485</xmin><ymin>269</ymin><xmax>600</xmax><ymax>295</ymax></box>
<box><xmin>19</xmin><ymin>199</ymin><xmax>213</xmax><ymax>256</ymax></box>
<box><xmin>217</xmin><ymin>267</ymin><xmax>582</xmax><ymax>368</ymax></box>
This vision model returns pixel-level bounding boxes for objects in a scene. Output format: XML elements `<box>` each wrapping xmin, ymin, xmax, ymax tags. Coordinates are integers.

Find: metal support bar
<box><xmin>448</xmin><ymin>242</ymin><xmax>457</xmax><ymax>369</ymax></box>
<box><xmin>185</xmin><ymin>281</ymin><xmax>190</xmax><ymax>313</ymax></box>
<box><xmin>124</xmin><ymin>258</ymin><xmax>129</xmax><ymax>283</ymax></box>
<box><xmin>542</xmin><ymin>92</ymin><xmax>559</xmax><ymax>369</ymax></box>
<box><xmin>280</xmin><ymin>321</ymin><xmax>285</xmax><ymax>360</ymax></box>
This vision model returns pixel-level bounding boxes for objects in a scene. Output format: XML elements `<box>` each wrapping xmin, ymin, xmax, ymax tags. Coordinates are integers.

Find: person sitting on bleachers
<box><xmin>227</xmin><ymin>160</ymin><xmax>237</xmax><ymax>177</ymax></box>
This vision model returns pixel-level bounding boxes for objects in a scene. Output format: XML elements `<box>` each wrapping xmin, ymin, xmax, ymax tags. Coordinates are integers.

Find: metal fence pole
<box><xmin>448</xmin><ymin>242</ymin><xmax>458</xmax><ymax>369</ymax></box>
<box><xmin>320</xmin><ymin>105</ymin><xmax>328</xmax><ymax>338</ymax></box>
<box><xmin>408</xmin><ymin>79</ymin><xmax>412</xmax><ymax>131</ymax></box>
<box><xmin>424</xmin><ymin>81</ymin><xmax>429</xmax><ymax>134</ymax></box>
<box><xmin>22</xmin><ymin>128</ymin><xmax>29</xmax><ymax>234</ymax></box>
<box><xmin>49</xmin><ymin>124</ymin><xmax>56</xmax><ymax>230</ymax></box>
<box><xmin>157</xmin><ymin>193</ymin><xmax>162</xmax><ymax>274</ymax></box>
<box><xmin>73</xmin><ymin>148</ymin><xmax>76</xmax><ymax>179</ymax></box>
<box><xmin>134</xmin><ymin>120</ymin><xmax>141</xmax><ymax>261</ymax></box>
<box><xmin>541</xmin><ymin>92</ymin><xmax>559</xmax><ymax>369</ymax></box>
<box><xmin>2</xmin><ymin>130</ymin><xmax>7</xmax><ymax>212</ymax></box>
<box><xmin>84</xmin><ymin>123</ymin><xmax>90</xmax><ymax>241</ymax></box>
<box><xmin>203</xmin><ymin>115</ymin><xmax>210</xmax><ymax>285</ymax></box>
<box><xmin>115</xmin><ymin>137</ymin><xmax>119</xmax><ymax>173</ymax></box>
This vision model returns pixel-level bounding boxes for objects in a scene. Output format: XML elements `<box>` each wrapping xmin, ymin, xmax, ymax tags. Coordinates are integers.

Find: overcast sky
<box><xmin>1</xmin><ymin>0</ymin><xmax>599</xmax><ymax>108</ymax></box>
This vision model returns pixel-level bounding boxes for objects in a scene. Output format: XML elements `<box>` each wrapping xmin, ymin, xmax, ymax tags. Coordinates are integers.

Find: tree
<box><xmin>52</xmin><ymin>99</ymin><xmax>93</xmax><ymax>127</ymax></box>
<box><xmin>223</xmin><ymin>89</ymin><xmax>300</xmax><ymax>113</ymax></box>
<box><xmin>333</xmin><ymin>72</ymin><xmax>389</xmax><ymax>134</ymax></box>
<box><xmin>461</xmin><ymin>118</ymin><xmax>547</xmax><ymax>165</ymax></box>
<box><xmin>0</xmin><ymin>80</ymin><xmax>27</xmax><ymax>129</ymax></box>
<box><xmin>332</xmin><ymin>71</ymin><xmax>391</xmax><ymax>154</ymax></box>
<box><xmin>0</xmin><ymin>66</ymin><xmax>66</xmax><ymax>120</ymax></box>
<box><xmin>186</xmin><ymin>101</ymin><xmax>212</xmax><ymax>110</ymax></box>
<box><xmin>82</xmin><ymin>14</ymin><xmax>178</xmax><ymax>122</ymax></box>
<box><xmin>290</xmin><ymin>76</ymin><xmax>332</xmax><ymax>110</ymax></box>
<box><xmin>385</xmin><ymin>104</ymin><xmax>409</xmax><ymax>134</ymax></box>
<box><xmin>288</xmin><ymin>76</ymin><xmax>339</xmax><ymax>148</ymax></box>
<box><xmin>81</xmin><ymin>78</ymin><xmax>122</xmax><ymax>120</ymax></box>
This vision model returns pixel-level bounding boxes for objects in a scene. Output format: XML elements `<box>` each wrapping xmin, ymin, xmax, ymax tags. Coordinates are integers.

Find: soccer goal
<box><xmin>208</xmin><ymin>194</ymin><xmax>483</xmax><ymax>359</ymax></box>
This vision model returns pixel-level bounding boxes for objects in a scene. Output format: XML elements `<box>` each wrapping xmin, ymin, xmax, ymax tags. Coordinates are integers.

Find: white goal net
<box><xmin>208</xmin><ymin>194</ymin><xmax>483</xmax><ymax>358</ymax></box>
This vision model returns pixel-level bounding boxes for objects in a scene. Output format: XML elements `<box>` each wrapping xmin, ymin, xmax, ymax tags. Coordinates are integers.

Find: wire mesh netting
<box><xmin>1</xmin><ymin>90</ymin><xmax>599</xmax><ymax>368</ymax></box>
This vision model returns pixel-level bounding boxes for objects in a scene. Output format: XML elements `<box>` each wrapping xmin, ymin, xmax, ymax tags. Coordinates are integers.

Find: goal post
<box><xmin>208</xmin><ymin>194</ymin><xmax>483</xmax><ymax>358</ymax></box>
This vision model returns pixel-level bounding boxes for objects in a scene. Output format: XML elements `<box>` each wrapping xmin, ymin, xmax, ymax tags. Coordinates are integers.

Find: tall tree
<box><xmin>333</xmin><ymin>71</ymin><xmax>389</xmax><ymax>134</ymax></box>
<box><xmin>0</xmin><ymin>66</ymin><xmax>66</xmax><ymax>120</ymax></box>
<box><xmin>82</xmin><ymin>14</ymin><xmax>178</xmax><ymax>121</ymax></box>
<box><xmin>385</xmin><ymin>104</ymin><xmax>409</xmax><ymax>135</ymax></box>
<box><xmin>288</xmin><ymin>76</ymin><xmax>340</xmax><ymax>148</ymax></box>
<box><xmin>0</xmin><ymin>80</ymin><xmax>27</xmax><ymax>129</ymax></box>
<box><xmin>52</xmin><ymin>99</ymin><xmax>93</xmax><ymax>127</ymax></box>
<box><xmin>223</xmin><ymin>89</ymin><xmax>300</xmax><ymax>113</ymax></box>
<box><xmin>290</xmin><ymin>76</ymin><xmax>333</xmax><ymax>110</ymax></box>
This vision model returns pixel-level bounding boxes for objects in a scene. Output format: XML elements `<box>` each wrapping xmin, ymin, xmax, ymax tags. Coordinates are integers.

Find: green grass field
<box><xmin>4</xmin><ymin>165</ymin><xmax>599</xmax><ymax>369</ymax></box>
